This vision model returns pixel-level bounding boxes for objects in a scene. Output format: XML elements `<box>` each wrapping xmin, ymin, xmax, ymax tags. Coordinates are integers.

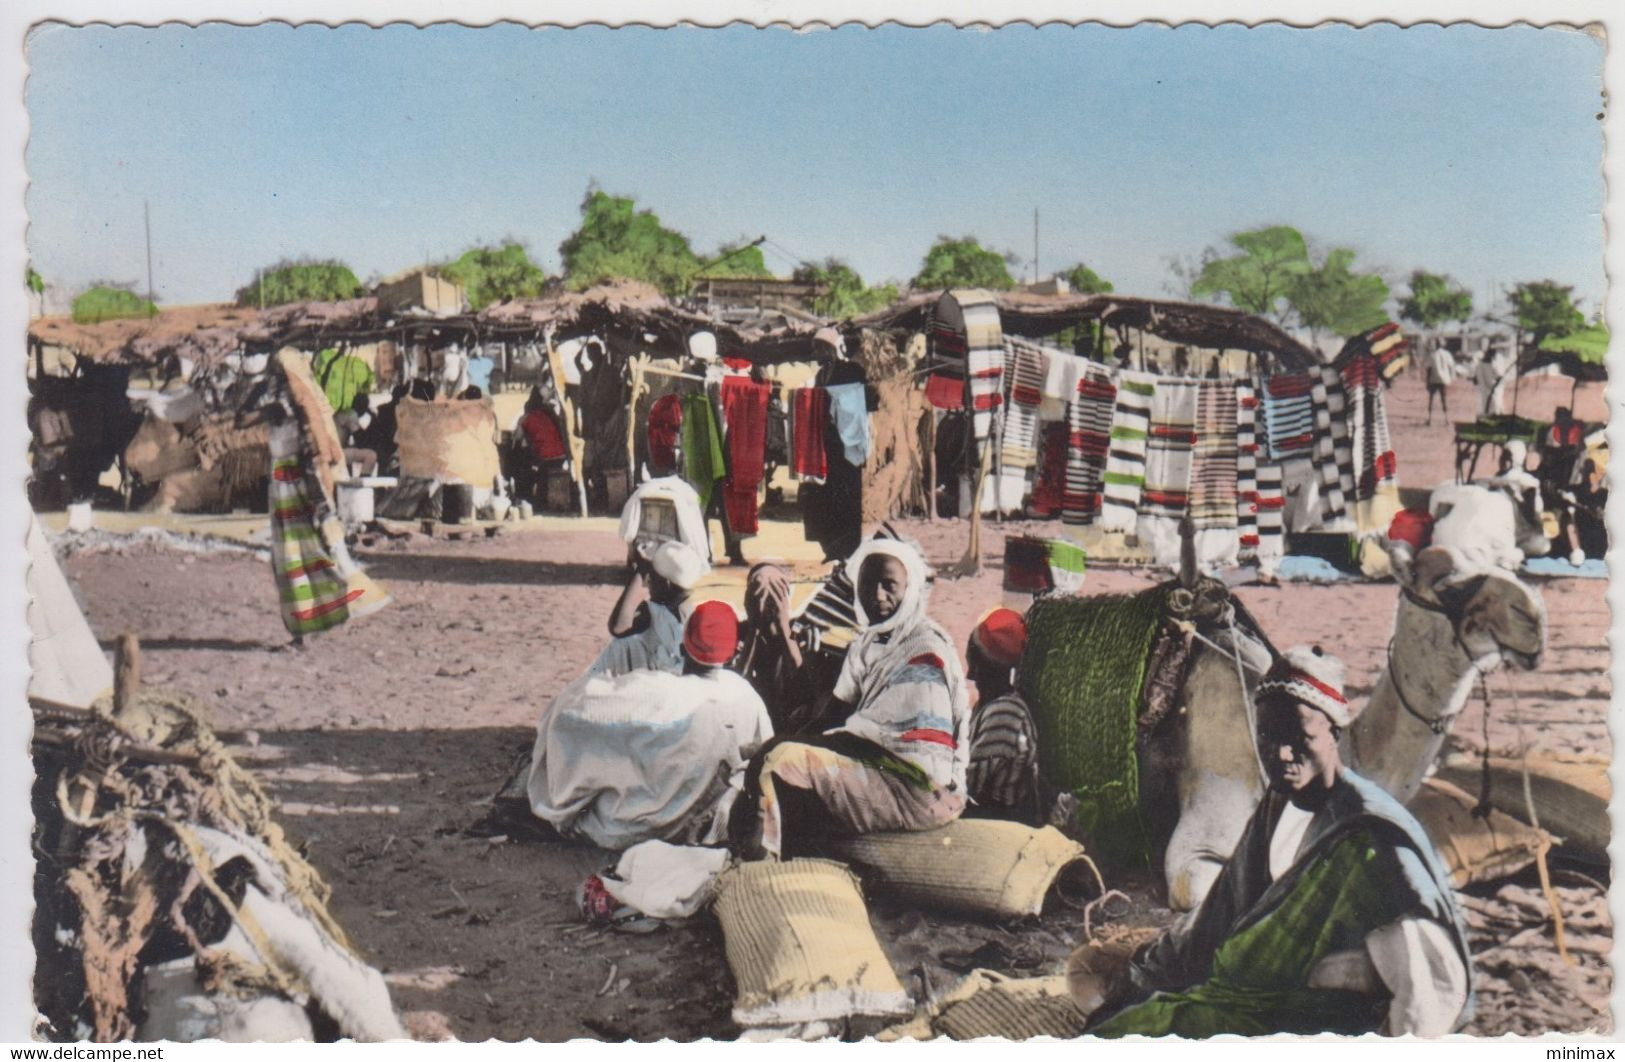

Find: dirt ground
<box><xmin>46</xmin><ymin>369</ymin><xmax>1613</xmax><ymax>1039</ymax></box>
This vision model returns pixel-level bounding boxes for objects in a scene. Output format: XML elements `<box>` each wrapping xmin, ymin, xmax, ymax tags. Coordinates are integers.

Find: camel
<box><xmin>1030</xmin><ymin>515</ymin><xmax>1549</xmax><ymax>913</ymax></box>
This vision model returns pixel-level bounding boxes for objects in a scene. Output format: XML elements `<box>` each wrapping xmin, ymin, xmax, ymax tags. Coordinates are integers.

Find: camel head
<box><xmin>1400</xmin><ymin>545</ymin><xmax>1547</xmax><ymax>671</ymax></box>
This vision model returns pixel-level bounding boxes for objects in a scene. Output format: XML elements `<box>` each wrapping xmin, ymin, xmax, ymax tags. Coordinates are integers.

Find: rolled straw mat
<box><xmin>713</xmin><ymin>858</ymin><xmax>910</xmax><ymax>1029</ymax></box>
<box><xmin>825</xmin><ymin>818</ymin><xmax>1101</xmax><ymax>918</ymax></box>
<box><xmin>1408</xmin><ymin>777</ymin><xmax>1550</xmax><ymax>889</ymax></box>
<box><xmin>878</xmin><ymin>971</ymin><xmax>1088</xmax><ymax>1041</ymax></box>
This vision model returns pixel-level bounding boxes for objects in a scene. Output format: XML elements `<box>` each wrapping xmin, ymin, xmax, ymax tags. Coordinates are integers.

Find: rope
<box><xmin>1505</xmin><ymin>672</ymin><xmax>1572</xmax><ymax>965</ymax></box>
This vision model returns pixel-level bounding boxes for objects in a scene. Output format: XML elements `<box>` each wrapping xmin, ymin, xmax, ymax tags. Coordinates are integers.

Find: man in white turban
<box><xmin>588</xmin><ymin>540</ymin><xmax>706</xmax><ymax>678</ymax></box>
<box><xmin>1071</xmin><ymin>645</ymin><xmax>1472</xmax><ymax>1039</ymax></box>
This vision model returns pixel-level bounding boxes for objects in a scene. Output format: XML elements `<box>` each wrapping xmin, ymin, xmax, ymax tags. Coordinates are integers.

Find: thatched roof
<box><xmin>29</xmin><ymin>282</ymin><xmax>1318</xmax><ymax>374</ymax></box>
<box><xmin>855</xmin><ymin>290</ymin><xmax>1320</xmax><ymax>371</ymax></box>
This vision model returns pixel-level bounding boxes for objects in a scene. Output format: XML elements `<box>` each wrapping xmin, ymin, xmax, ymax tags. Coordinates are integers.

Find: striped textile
<box><xmin>1040</xmin><ymin>345</ymin><xmax>1081</xmax><ymax>422</ymax></box>
<box><xmin>1029</xmin><ymin>422</ymin><xmax>1069</xmax><ymax>517</ymax></box>
<box><xmin>268</xmin><ymin>425</ymin><xmax>391</xmax><ymax>637</ymax></box>
<box><xmin>1341</xmin><ymin>354</ymin><xmax>1397</xmax><ymax>501</ymax></box>
<box><xmin>1099</xmin><ymin>372</ymin><xmax>1155</xmax><ymax>532</ymax></box>
<box><xmin>1309</xmin><ymin>374</ymin><xmax>1346</xmax><ymax>522</ymax></box>
<box><xmin>1338</xmin><ymin>321</ymin><xmax>1411</xmax><ymax>382</ymax></box>
<box><xmin>1235</xmin><ymin>383</ymin><xmax>1260</xmax><ymax>557</ymax></box>
<box><xmin>1189</xmin><ymin>380</ymin><xmax>1239</xmax><ymax>530</ymax></box>
<box><xmin>1000</xmin><ymin>339</ymin><xmax>1048</xmax><ymax>470</ymax></box>
<box><xmin>966</xmin><ymin>692</ymin><xmax>1041</xmax><ymax>817</ymax></box>
<box><xmin>1139</xmin><ymin>378</ymin><xmax>1197</xmax><ymax>519</ymax></box>
<box><xmin>1062</xmin><ymin>365</ymin><xmax>1117</xmax><ymax>525</ymax></box>
<box><xmin>1319</xmin><ymin>366</ymin><xmax>1355</xmax><ymax>522</ymax></box>
<box><xmin>1255</xmin><ymin>461</ymin><xmax>1286</xmax><ymax>567</ymax></box>
<box><xmin>962</xmin><ymin>297</ymin><xmax>1005</xmax><ymax>443</ymax></box>
<box><xmin>1261</xmin><ymin>374</ymin><xmax>1316</xmax><ymax>459</ymax></box>
<box><xmin>793</xmin><ymin>563</ymin><xmax>859</xmax><ymax>650</ymax></box>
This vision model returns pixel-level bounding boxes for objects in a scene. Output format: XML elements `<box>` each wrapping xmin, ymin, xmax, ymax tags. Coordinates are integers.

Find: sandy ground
<box><xmin>44</xmin><ymin>369</ymin><xmax>1613</xmax><ymax>1039</ymax></box>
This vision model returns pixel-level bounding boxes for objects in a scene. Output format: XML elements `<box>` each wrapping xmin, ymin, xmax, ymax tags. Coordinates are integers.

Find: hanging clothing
<box><xmin>520</xmin><ymin>407</ymin><xmax>568</xmax><ymax>462</ymax></box>
<box><xmin>1261</xmin><ymin>374</ymin><xmax>1317</xmax><ymax>460</ymax></box>
<box><xmin>1138</xmin><ymin>379</ymin><xmax>1198</xmax><ymax>565</ymax></box>
<box><xmin>1040</xmin><ymin>344</ymin><xmax>1081</xmax><ymax>422</ymax></box>
<box><xmin>1100</xmin><ymin>372</ymin><xmax>1155</xmax><ymax>533</ymax></box>
<box><xmin>577</xmin><ymin>349</ymin><xmax>632</xmax><ymax>475</ymax></box>
<box><xmin>1000</xmin><ymin>338</ymin><xmax>1047</xmax><ymax>471</ymax></box>
<box><xmin>680</xmin><ymin>391</ymin><xmax>726</xmax><ymax>512</ymax></box>
<box><xmin>790</xmin><ymin>386</ymin><xmax>830</xmax><ymax>480</ymax></box>
<box><xmin>825</xmin><ymin>383</ymin><xmax>872</xmax><ymax>467</ymax></box>
<box><xmin>528</xmin><ymin>668</ymin><xmax>773</xmax><ymax>850</ymax></box>
<box><xmin>647</xmin><ymin>393</ymin><xmax>684</xmax><ymax>475</ymax></box>
<box><xmin>924</xmin><ymin>372</ymin><xmax>965</xmax><ymax>411</ymax></box>
<box><xmin>1236</xmin><ymin>384</ymin><xmax>1261</xmax><ymax>558</ymax></box>
<box><xmin>1029</xmin><ymin>422</ymin><xmax>1069</xmax><ymax>518</ymax></box>
<box><xmin>1315</xmin><ymin>367</ymin><xmax>1353</xmax><ymax>523</ymax></box>
<box><xmin>268</xmin><ymin>420</ymin><xmax>392</xmax><ymax>638</ymax></box>
<box><xmin>720</xmin><ymin>376</ymin><xmax>771</xmax><ymax>537</ymax></box>
<box><xmin>1341</xmin><ymin>355</ymin><xmax>1396</xmax><ymax>502</ymax></box>
<box><xmin>1062</xmin><ymin>366</ymin><xmax>1117</xmax><ymax>525</ymax></box>
<box><xmin>1189</xmin><ymin>381</ymin><xmax>1240</xmax><ymax>569</ymax></box>
<box><xmin>1255</xmin><ymin>462</ymin><xmax>1286</xmax><ymax>571</ymax></box>
<box><xmin>1096</xmin><ymin>772</ymin><xmax>1471</xmax><ymax>1038</ymax></box>
<box><xmin>312</xmin><ymin>347</ymin><xmax>375</xmax><ymax>418</ymax></box>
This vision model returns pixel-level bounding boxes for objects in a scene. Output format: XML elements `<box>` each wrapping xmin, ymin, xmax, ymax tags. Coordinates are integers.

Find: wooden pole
<box><xmin>113</xmin><ymin>633</ymin><xmax>140</xmax><ymax>720</ymax></box>
<box><xmin>926</xmin><ymin>408</ymin><xmax>938</xmax><ymax>523</ymax></box>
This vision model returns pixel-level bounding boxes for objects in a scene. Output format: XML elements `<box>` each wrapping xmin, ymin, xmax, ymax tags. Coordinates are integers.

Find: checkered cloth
<box><xmin>1235</xmin><ymin>383</ymin><xmax>1261</xmax><ymax>557</ymax></box>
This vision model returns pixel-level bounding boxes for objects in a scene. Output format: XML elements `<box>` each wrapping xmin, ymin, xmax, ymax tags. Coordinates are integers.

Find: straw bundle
<box><xmin>713</xmin><ymin>858</ymin><xmax>910</xmax><ymax>1029</ymax></box>
<box><xmin>395</xmin><ymin>396</ymin><xmax>500</xmax><ymax>486</ymax></box>
<box><xmin>825</xmin><ymin>819</ymin><xmax>1101</xmax><ymax>919</ymax></box>
<box><xmin>1409</xmin><ymin>778</ymin><xmax>1551</xmax><ymax>889</ymax></box>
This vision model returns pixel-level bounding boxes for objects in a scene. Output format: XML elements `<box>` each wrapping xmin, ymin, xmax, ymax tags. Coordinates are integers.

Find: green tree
<box><xmin>71</xmin><ymin>284</ymin><xmax>157</xmax><ymax>324</ymax></box>
<box><xmin>1509</xmin><ymin>280</ymin><xmax>1585</xmax><ymax>349</ymax></box>
<box><xmin>235</xmin><ymin>259</ymin><xmax>362</xmax><ymax>308</ymax></box>
<box><xmin>1062</xmin><ymin>263</ymin><xmax>1114</xmax><ymax>294</ymax></box>
<box><xmin>1190</xmin><ymin>225</ymin><xmax>1309</xmax><ymax>323</ymax></box>
<box><xmin>912</xmin><ymin>236</ymin><xmax>1017</xmax><ymax>292</ymax></box>
<box><xmin>1287</xmin><ymin>248</ymin><xmax>1391</xmax><ymax>343</ymax></box>
<box><xmin>1399</xmin><ymin>270</ymin><xmax>1473</xmax><ymax>329</ymax></box>
<box><xmin>439</xmin><ymin>242</ymin><xmax>548</xmax><ymax>310</ymax></box>
<box><xmin>793</xmin><ymin>259</ymin><xmax>899</xmax><ymax>318</ymax></box>
<box><xmin>696</xmin><ymin>240</ymin><xmax>774</xmax><ymax>280</ymax></box>
<box><xmin>558</xmin><ymin>188</ymin><xmax>700</xmax><ymax>295</ymax></box>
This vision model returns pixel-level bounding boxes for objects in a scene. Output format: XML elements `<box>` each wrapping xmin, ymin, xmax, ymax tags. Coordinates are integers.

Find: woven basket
<box><xmin>826</xmin><ymin>818</ymin><xmax>1101</xmax><ymax>919</ymax></box>
<box><xmin>713</xmin><ymin>858</ymin><xmax>910</xmax><ymax>1030</ymax></box>
<box><xmin>879</xmin><ymin>971</ymin><xmax>1088</xmax><ymax>1041</ymax></box>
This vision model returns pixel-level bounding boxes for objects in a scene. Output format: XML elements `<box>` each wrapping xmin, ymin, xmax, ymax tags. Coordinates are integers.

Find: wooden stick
<box><xmin>926</xmin><ymin>408</ymin><xmax>938</xmax><ymax>524</ymax></box>
<box><xmin>114</xmin><ymin>633</ymin><xmax>140</xmax><ymax>720</ymax></box>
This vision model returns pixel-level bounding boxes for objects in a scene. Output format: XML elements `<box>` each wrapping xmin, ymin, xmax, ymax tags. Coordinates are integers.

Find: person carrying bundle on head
<box><xmin>589</xmin><ymin>540</ymin><xmax>705</xmax><ymax>678</ymax></box>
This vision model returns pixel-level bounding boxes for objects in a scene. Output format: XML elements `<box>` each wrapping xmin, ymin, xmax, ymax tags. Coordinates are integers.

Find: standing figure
<box><xmin>804</xmin><ymin>327</ymin><xmax>873</xmax><ymax>563</ymax></box>
<box><xmin>1424</xmin><ymin>341</ymin><xmax>1455</xmax><ymax>426</ymax></box>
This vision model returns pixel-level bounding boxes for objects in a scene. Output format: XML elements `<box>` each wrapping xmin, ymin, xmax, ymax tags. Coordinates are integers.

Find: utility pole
<box><xmin>1033</xmin><ymin>208</ymin><xmax>1040</xmax><ymax>285</ymax></box>
<box><xmin>143</xmin><ymin>200</ymin><xmax>155</xmax><ymax>312</ymax></box>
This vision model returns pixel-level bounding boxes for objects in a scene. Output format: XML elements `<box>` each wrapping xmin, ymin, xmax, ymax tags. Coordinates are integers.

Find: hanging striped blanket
<box><xmin>1341</xmin><ymin>354</ymin><xmax>1397</xmax><ymax>501</ymax></box>
<box><xmin>1099</xmin><ymin>372</ymin><xmax>1155</xmax><ymax>532</ymax></box>
<box><xmin>1062</xmin><ymin>365</ymin><xmax>1117</xmax><ymax>525</ymax></box>
<box><xmin>1029</xmin><ymin>422</ymin><xmax>1068</xmax><ymax>518</ymax></box>
<box><xmin>1261</xmin><ymin>374</ymin><xmax>1316</xmax><ymax>459</ymax></box>
<box><xmin>1318</xmin><ymin>366</ymin><xmax>1354</xmax><ymax>523</ymax></box>
<box><xmin>1140</xmin><ymin>379</ymin><xmax>1197</xmax><ymax>519</ymax></box>
<box><xmin>1189</xmin><ymin>381</ymin><xmax>1238</xmax><ymax>529</ymax></box>
<box><xmin>1337</xmin><ymin>321</ymin><xmax>1411</xmax><ymax>382</ymax></box>
<box><xmin>1255</xmin><ymin>461</ymin><xmax>1285</xmax><ymax>567</ymax></box>
<box><xmin>1000</xmin><ymin>339</ymin><xmax>1048</xmax><ymax>471</ymax></box>
<box><xmin>1235</xmin><ymin>383</ymin><xmax>1260</xmax><ymax>557</ymax></box>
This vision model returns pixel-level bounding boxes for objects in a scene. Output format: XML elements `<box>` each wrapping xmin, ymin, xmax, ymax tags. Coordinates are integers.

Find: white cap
<box><xmin>687</xmin><ymin>332</ymin><xmax>718</xmax><ymax>363</ymax></box>
<box><xmin>651</xmin><ymin>540</ymin><xmax>706</xmax><ymax>591</ymax></box>
<box><xmin>1257</xmin><ymin>645</ymin><xmax>1353</xmax><ymax>727</ymax></box>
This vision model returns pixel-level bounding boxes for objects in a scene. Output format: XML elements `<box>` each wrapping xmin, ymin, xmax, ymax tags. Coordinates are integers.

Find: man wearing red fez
<box><xmin>963</xmin><ymin>608</ymin><xmax>1047</xmax><ymax>825</ymax></box>
<box><xmin>527</xmin><ymin>600</ymin><xmax>773</xmax><ymax>850</ymax></box>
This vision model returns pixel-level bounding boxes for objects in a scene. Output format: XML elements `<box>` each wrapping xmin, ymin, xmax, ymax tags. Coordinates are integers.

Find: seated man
<box><xmin>735</xmin><ymin>561</ymin><xmax>841</xmax><ymax>735</ymax></box>
<box><xmin>1071</xmin><ymin>646</ymin><xmax>1471</xmax><ymax>1038</ymax></box>
<box><xmin>588</xmin><ymin>540</ymin><xmax>704</xmax><ymax>678</ymax></box>
<box><xmin>745</xmin><ymin>539</ymin><xmax>970</xmax><ymax>859</ymax></box>
<box><xmin>528</xmin><ymin>601</ymin><xmax>772</xmax><ymax>850</ymax></box>
<box><xmin>963</xmin><ymin>607</ymin><xmax>1046</xmax><ymax>825</ymax></box>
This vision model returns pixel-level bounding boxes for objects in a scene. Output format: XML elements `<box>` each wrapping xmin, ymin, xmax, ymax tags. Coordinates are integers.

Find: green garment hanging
<box><xmin>681</xmin><ymin>392</ymin><xmax>726</xmax><ymax>510</ymax></box>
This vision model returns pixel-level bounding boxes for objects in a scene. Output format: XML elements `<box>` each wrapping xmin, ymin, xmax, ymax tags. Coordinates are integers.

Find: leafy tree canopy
<box><xmin>1399</xmin><ymin>270</ymin><xmax>1473</xmax><ymax>329</ymax></box>
<box><xmin>235</xmin><ymin>259</ymin><xmax>362</xmax><ymax>308</ymax></box>
<box><xmin>558</xmin><ymin>188</ymin><xmax>699</xmax><ymax>295</ymax></box>
<box><xmin>439</xmin><ymin>242</ymin><xmax>548</xmax><ymax>310</ymax></box>
<box><xmin>1288</xmin><ymin>248</ymin><xmax>1391</xmax><ymax>340</ymax></box>
<box><xmin>27</xmin><ymin>266</ymin><xmax>44</xmax><ymax>295</ymax></box>
<box><xmin>696</xmin><ymin>240</ymin><xmax>774</xmax><ymax>280</ymax></box>
<box><xmin>793</xmin><ymin>259</ymin><xmax>899</xmax><ymax>318</ymax></box>
<box><xmin>912</xmin><ymin>236</ymin><xmax>1017</xmax><ymax>292</ymax></box>
<box><xmin>1190</xmin><ymin>225</ymin><xmax>1309</xmax><ymax>321</ymax></box>
<box><xmin>1062</xmin><ymin>263</ymin><xmax>1114</xmax><ymax>295</ymax></box>
<box><xmin>71</xmin><ymin>284</ymin><xmax>156</xmax><ymax>324</ymax></box>
<box><xmin>1509</xmin><ymin>280</ymin><xmax>1585</xmax><ymax>347</ymax></box>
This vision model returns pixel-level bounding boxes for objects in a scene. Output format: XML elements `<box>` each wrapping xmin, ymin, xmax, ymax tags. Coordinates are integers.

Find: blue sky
<box><xmin>24</xmin><ymin>21</ymin><xmax>1606</xmax><ymax>316</ymax></box>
